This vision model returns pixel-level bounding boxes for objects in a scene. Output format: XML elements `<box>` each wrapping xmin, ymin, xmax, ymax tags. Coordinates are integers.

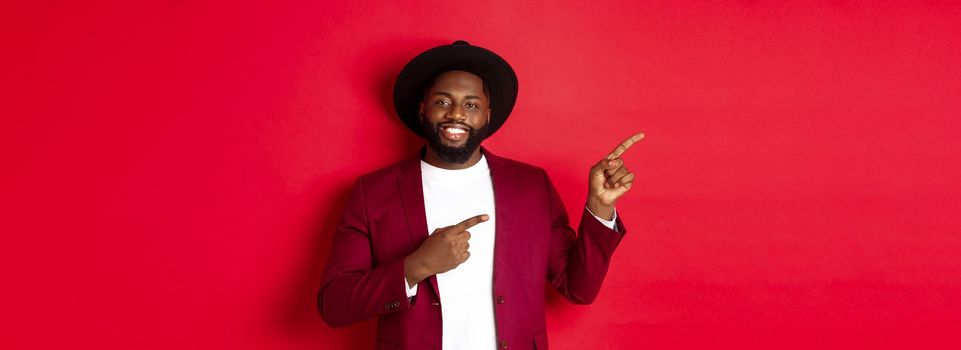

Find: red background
<box><xmin>3</xmin><ymin>1</ymin><xmax>960</xmax><ymax>349</ymax></box>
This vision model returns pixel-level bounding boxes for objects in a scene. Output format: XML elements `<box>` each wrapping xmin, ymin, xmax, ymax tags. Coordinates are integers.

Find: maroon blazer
<box><xmin>318</xmin><ymin>148</ymin><xmax>627</xmax><ymax>349</ymax></box>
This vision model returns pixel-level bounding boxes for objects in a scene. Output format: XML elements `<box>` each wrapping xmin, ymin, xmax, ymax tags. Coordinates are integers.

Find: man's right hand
<box><xmin>404</xmin><ymin>214</ymin><xmax>489</xmax><ymax>286</ymax></box>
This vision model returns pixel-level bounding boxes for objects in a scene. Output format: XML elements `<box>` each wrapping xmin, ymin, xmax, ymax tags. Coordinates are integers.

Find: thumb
<box><xmin>590</xmin><ymin>159</ymin><xmax>609</xmax><ymax>175</ymax></box>
<box><xmin>599</xmin><ymin>158</ymin><xmax>621</xmax><ymax>170</ymax></box>
<box><xmin>591</xmin><ymin>158</ymin><xmax>618</xmax><ymax>180</ymax></box>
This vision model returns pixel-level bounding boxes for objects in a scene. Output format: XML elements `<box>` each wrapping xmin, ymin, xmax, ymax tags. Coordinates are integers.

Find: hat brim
<box><xmin>393</xmin><ymin>41</ymin><xmax>518</xmax><ymax>138</ymax></box>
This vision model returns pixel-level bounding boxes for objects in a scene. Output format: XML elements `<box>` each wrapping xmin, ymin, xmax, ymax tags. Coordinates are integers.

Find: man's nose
<box><xmin>447</xmin><ymin>104</ymin><xmax>467</xmax><ymax>120</ymax></box>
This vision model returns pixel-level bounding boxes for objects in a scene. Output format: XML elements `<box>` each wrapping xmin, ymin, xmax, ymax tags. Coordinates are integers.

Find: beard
<box><xmin>421</xmin><ymin>120</ymin><xmax>490</xmax><ymax>164</ymax></box>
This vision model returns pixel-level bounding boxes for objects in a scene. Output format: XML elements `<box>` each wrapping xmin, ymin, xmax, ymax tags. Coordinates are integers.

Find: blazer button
<box><xmin>385</xmin><ymin>302</ymin><xmax>392</xmax><ymax>310</ymax></box>
<box><xmin>498</xmin><ymin>339</ymin><xmax>508</xmax><ymax>348</ymax></box>
<box><xmin>496</xmin><ymin>296</ymin><xmax>505</xmax><ymax>304</ymax></box>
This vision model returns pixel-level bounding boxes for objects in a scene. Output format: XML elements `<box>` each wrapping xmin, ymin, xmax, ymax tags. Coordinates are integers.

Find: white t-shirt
<box><xmin>420</xmin><ymin>155</ymin><xmax>498</xmax><ymax>350</ymax></box>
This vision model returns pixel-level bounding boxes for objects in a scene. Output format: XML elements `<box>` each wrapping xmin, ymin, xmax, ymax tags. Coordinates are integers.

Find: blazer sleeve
<box><xmin>543</xmin><ymin>170</ymin><xmax>627</xmax><ymax>304</ymax></box>
<box><xmin>317</xmin><ymin>177</ymin><xmax>411</xmax><ymax>327</ymax></box>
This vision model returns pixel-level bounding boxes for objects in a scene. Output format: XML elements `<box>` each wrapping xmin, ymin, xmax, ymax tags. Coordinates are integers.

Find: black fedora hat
<box><xmin>393</xmin><ymin>40</ymin><xmax>518</xmax><ymax>138</ymax></box>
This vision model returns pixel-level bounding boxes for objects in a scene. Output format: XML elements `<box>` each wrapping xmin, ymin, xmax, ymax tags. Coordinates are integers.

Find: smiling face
<box><xmin>419</xmin><ymin>70</ymin><xmax>492</xmax><ymax>167</ymax></box>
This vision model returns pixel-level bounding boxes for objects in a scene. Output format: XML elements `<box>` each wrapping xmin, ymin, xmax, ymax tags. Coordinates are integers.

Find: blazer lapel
<box><xmin>396</xmin><ymin>154</ymin><xmax>442</xmax><ymax>299</ymax></box>
<box><xmin>483</xmin><ymin>148</ymin><xmax>514</xmax><ymax>291</ymax></box>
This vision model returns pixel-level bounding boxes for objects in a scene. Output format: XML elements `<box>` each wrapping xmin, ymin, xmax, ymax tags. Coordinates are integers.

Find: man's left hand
<box><xmin>587</xmin><ymin>132</ymin><xmax>645</xmax><ymax>220</ymax></box>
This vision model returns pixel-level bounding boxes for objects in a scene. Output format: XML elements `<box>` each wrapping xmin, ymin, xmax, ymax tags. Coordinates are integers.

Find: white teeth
<box><xmin>445</xmin><ymin>127</ymin><xmax>466</xmax><ymax>135</ymax></box>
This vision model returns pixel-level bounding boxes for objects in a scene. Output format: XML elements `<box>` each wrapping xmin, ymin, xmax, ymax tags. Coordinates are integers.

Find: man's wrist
<box><xmin>403</xmin><ymin>255</ymin><xmax>430</xmax><ymax>286</ymax></box>
<box><xmin>586</xmin><ymin>197</ymin><xmax>615</xmax><ymax>221</ymax></box>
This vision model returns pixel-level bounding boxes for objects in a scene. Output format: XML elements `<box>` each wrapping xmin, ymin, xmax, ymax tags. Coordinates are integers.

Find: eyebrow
<box><xmin>433</xmin><ymin>92</ymin><xmax>484</xmax><ymax>100</ymax></box>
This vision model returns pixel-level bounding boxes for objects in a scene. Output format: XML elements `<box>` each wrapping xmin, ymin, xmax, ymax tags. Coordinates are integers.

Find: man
<box><xmin>318</xmin><ymin>40</ymin><xmax>643</xmax><ymax>349</ymax></box>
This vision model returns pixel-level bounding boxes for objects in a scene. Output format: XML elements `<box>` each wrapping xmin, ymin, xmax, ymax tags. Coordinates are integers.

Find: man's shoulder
<box><xmin>486</xmin><ymin>152</ymin><xmax>547</xmax><ymax>178</ymax></box>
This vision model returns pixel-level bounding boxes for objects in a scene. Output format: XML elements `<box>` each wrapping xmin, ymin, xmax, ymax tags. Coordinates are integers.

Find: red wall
<box><xmin>3</xmin><ymin>1</ymin><xmax>960</xmax><ymax>349</ymax></box>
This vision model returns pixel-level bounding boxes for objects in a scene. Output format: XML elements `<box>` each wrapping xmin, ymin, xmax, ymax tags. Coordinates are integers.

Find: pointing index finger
<box><xmin>607</xmin><ymin>132</ymin><xmax>646</xmax><ymax>159</ymax></box>
<box><xmin>454</xmin><ymin>214</ymin><xmax>489</xmax><ymax>232</ymax></box>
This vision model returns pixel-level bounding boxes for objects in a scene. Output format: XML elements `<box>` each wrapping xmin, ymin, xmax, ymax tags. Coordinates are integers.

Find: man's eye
<box><xmin>466</xmin><ymin>103</ymin><xmax>477</xmax><ymax>109</ymax></box>
<box><xmin>436</xmin><ymin>100</ymin><xmax>450</xmax><ymax>106</ymax></box>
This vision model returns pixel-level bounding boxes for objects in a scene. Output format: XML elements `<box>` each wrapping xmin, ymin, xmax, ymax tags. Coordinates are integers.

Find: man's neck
<box><xmin>422</xmin><ymin>147</ymin><xmax>484</xmax><ymax>170</ymax></box>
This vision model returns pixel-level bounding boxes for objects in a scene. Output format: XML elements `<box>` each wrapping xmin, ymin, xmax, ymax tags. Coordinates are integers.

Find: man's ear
<box><xmin>486</xmin><ymin>108</ymin><xmax>492</xmax><ymax>125</ymax></box>
<box><xmin>419</xmin><ymin>101</ymin><xmax>425</xmax><ymax>121</ymax></box>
